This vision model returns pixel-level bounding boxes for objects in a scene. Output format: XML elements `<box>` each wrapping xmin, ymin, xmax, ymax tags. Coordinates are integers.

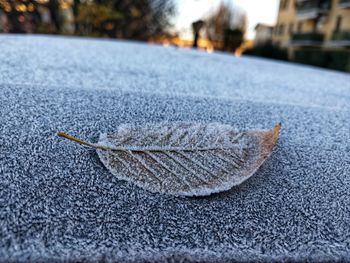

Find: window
<box><xmin>280</xmin><ymin>0</ymin><xmax>289</xmax><ymax>10</ymax></box>
<box><xmin>297</xmin><ymin>22</ymin><xmax>302</xmax><ymax>32</ymax></box>
<box><xmin>284</xmin><ymin>0</ymin><xmax>289</xmax><ymax>9</ymax></box>
<box><xmin>335</xmin><ymin>16</ymin><xmax>342</xmax><ymax>32</ymax></box>
<box><xmin>280</xmin><ymin>0</ymin><xmax>285</xmax><ymax>10</ymax></box>
<box><xmin>275</xmin><ymin>24</ymin><xmax>286</xmax><ymax>35</ymax></box>
<box><xmin>279</xmin><ymin>24</ymin><xmax>285</xmax><ymax>35</ymax></box>
<box><xmin>289</xmin><ymin>23</ymin><xmax>294</xmax><ymax>34</ymax></box>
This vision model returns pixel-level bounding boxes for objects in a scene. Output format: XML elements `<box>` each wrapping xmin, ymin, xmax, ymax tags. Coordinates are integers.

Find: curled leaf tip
<box><xmin>272</xmin><ymin>122</ymin><xmax>282</xmax><ymax>143</ymax></box>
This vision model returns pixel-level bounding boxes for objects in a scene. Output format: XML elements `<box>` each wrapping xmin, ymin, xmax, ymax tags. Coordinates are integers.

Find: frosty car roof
<box><xmin>0</xmin><ymin>35</ymin><xmax>349</xmax><ymax>262</ymax></box>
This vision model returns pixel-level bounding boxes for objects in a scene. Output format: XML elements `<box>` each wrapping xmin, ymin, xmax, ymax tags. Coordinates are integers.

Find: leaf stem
<box><xmin>57</xmin><ymin>132</ymin><xmax>110</xmax><ymax>151</ymax></box>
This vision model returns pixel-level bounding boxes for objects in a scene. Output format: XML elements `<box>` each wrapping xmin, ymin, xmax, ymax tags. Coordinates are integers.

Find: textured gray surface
<box><xmin>0</xmin><ymin>35</ymin><xmax>350</xmax><ymax>262</ymax></box>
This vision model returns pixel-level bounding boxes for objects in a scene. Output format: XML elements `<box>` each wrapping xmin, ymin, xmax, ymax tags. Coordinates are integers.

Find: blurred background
<box><xmin>0</xmin><ymin>0</ymin><xmax>349</xmax><ymax>72</ymax></box>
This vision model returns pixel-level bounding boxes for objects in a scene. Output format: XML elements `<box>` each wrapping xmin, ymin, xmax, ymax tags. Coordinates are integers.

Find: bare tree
<box><xmin>204</xmin><ymin>1</ymin><xmax>246</xmax><ymax>52</ymax></box>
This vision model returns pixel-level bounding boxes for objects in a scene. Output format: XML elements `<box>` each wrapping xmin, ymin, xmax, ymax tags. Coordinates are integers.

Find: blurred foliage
<box><xmin>223</xmin><ymin>29</ymin><xmax>244</xmax><ymax>52</ymax></box>
<box><xmin>243</xmin><ymin>43</ymin><xmax>288</xmax><ymax>61</ymax></box>
<box><xmin>294</xmin><ymin>49</ymin><xmax>350</xmax><ymax>72</ymax></box>
<box><xmin>331</xmin><ymin>31</ymin><xmax>350</xmax><ymax>41</ymax></box>
<box><xmin>75</xmin><ymin>0</ymin><xmax>175</xmax><ymax>40</ymax></box>
<box><xmin>0</xmin><ymin>0</ymin><xmax>175</xmax><ymax>40</ymax></box>
<box><xmin>243</xmin><ymin>44</ymin><xmax>350</xmax><ymax>73</ymax></box>
<box><xmin>291</xmin><ymin>32</ymin><xmax>324</xmax><ymax>42</ymax></box>
<box><xmin>76</xmin><ymin>2</ymin><xmax>122</xmax><ymax>37</ymax></box>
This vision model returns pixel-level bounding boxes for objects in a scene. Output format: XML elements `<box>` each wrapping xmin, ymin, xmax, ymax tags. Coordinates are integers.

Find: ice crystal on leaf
<box><xmin>58</xmin><ymin>122</ymin><xmax>281</xmax><ymax>196</ymax></box>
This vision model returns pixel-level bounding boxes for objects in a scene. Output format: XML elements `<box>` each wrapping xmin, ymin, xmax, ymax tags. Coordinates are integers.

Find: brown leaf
<box><xmin>58</xmin><ymin>122</ymin><xmax>281</xmax><ymax>196</ymax></box>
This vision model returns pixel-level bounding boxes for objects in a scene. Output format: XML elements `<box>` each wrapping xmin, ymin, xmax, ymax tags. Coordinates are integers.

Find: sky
<box><xmin>174</xmin><ymin>0</ymin><xmax>280</xmax><ymax>40</ymax></box>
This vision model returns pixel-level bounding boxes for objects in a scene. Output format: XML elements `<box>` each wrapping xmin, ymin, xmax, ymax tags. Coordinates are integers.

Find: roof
<box><xmin>254</xmin><ymin>23</ymin><xmax>274</xmax><ymax>30</ymax></box>
<box><xmin>1</xmin><ymin>35</ymin><xmax>350</xmax><ymax>262</ymax></box>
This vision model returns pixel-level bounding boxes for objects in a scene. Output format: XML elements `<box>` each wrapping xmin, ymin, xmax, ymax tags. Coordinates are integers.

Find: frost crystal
<box><xmin>59</xmin><ymin>122</ymin><xmax>281</xmax><ymax>196</ymax></box>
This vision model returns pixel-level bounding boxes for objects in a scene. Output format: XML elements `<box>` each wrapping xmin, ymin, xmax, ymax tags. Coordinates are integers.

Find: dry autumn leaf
<box><xmin>58</xmin><ymin>122</ymin><xmax>281</xmax><ymax>196</ymax></box>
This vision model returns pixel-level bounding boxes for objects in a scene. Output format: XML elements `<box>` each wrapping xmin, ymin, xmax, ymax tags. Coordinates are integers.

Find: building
<box><xmin>272</xmin><ymin>0</ymin><xmax>350</xmax><ymax>71</ymax></box>
<box><xmin>254</xmin><ymin>23</ymin><xmax>274</xmax><ymax>46</ymax></box>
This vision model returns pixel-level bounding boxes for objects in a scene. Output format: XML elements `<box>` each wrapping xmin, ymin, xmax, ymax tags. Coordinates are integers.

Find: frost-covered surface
<box><xmin>0</xmin><ymin>35</ymin><xmax>350</xmax><ymax>262</ymax></box>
